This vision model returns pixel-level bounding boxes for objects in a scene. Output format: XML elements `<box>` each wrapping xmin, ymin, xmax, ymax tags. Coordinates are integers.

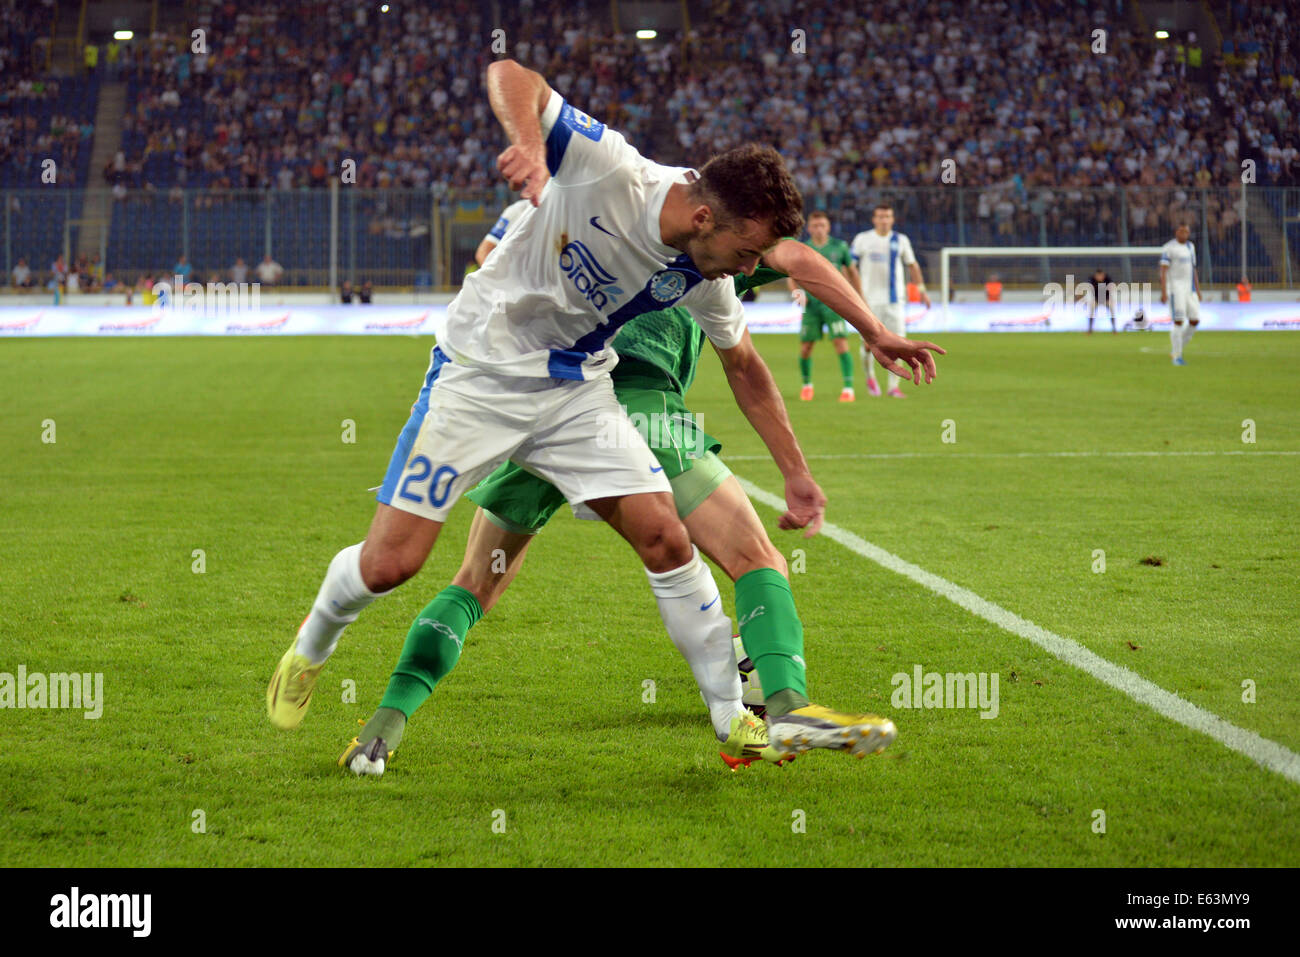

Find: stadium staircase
<box><xmin>76</xmin><ymin>82</ymin><xmax>126</xmax><ymax>262</ymax></box>
<box><xmin>48</xmin><ymin>0</ymin><xmax>84</xmax><ymax>75</ymax></box>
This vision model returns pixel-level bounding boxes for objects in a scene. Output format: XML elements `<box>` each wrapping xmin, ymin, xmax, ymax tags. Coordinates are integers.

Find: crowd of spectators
<box><xmin>0</xmin><ymin>1</ymin><xmax>97</xmax><ymax>188</ymax></box>
<box><xmin>3</xmin><ymin>0</ymin><xmax>1297</xmax><ymax>287</ymax></box>
<box><xmin>684</xmin><ymin>0</ymin><xmax>1297</xmax><ymax>207</ymax></box>
<box><xmin>1215</xmin><ymin>1</ymin><xmax>1299</xmax><ymax>186</ymax></box>
<box><xmin>9</xmin><ymin>251</ymin><xmax>118</xmax><ymax>293</ymax></box>
<box><xmin>106</xmin><ymin>0</ymin><xmax>646</xmax><ymax>193</ymax></box>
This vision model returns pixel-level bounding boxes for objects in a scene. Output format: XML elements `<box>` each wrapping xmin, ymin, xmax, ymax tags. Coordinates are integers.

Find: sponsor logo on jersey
<box><xmin>648</xmin><ymin>269</ymin><xmax>688</xmax><ymax>303</ymax></box>
<box><xmin>559</xmin><ymin>239</ymin><xmax>624</xmax><ymax>310</ymax></box>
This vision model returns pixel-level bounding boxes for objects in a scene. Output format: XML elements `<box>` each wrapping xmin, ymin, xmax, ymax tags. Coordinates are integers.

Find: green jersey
<box><xmin>611</xmin><ymin>265</ymin><xmax>788</xmax><ymax>395</ymax></box>
<box><xmin>800</xmin><ymin>237</ymin><xmax>853</xmax><ymax>311</ymax></box>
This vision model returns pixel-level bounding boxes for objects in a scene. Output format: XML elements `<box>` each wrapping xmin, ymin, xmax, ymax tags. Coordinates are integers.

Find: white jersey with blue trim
<box><xmin>483</xmin><ymin>198</ymin><xmax>534</xmax><ymax>246</ymax></box>
<box><xmin>1160</xmin><ymin>239</ymin><xmax>1197</xmax><ymax>289</ymax></box>
<box><xmin>439</xmin><ymin>90</ymin><xmax>746</xmax><ymax>381</ymax></box>
<box><xmin>850</xmin><ymin>229</ymin><xmax>916</xmax><ymax>305</ymax></box>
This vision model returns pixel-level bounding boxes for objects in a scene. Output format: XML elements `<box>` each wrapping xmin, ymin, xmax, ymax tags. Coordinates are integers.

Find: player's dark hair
<box><xmin>808</xmin><ymin>210</ymin><xmax>830</xmax><ymax>222</ymax></box>
<box><xmin>693</xmin><ymin>144</ymin><xmax>804</xmax><ymax>238</ymax></box>
<box><xmin>873</xmin><ymin>203</ymin><xmax>894</xmax><ymax>214</ymax></box>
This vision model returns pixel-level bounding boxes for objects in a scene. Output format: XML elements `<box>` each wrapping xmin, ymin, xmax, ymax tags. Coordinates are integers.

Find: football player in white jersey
<box><xmin>268</xmin><ymin>59</ymin><xmax>943</xmax><ymax>772</ymax></box>
<box><xmin>1160</xmin><ymin>223</ymin><xmax>1200</xmax><ymax>365</ymax></box>
<box><xmin>474</xmin><ymin>197</ymin><xmax>533</xmax><ymax>266</ymax></box>
<box><xmin>850</xmin><ymin>204</ymin><xmax>931</xmax><ymax>396</ymax></box>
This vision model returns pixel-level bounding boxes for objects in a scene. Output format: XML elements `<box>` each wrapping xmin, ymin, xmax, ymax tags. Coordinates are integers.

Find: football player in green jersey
<box><xmin>789</xmin><ymin>211</ymin><xmax>861</xmax><ymax>402</ymax></box>
<box><xmin>336</xmin><ymin>232</ymin><xmax>942</xmax><ymax>777</ymax></box>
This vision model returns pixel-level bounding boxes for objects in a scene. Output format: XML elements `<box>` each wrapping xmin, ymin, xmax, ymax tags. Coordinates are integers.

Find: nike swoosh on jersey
<box><xmin>590</xmin><ymin>216</ymin><xmax>618</xmax><ymax>238</ymax></box>
<box><xmin>650</xmin><ymin>465</ymin><xmax>664</xmax><ymax>473</ymax></box>
<box><xmin>700</xmin><ymin>595</ymin><xmax>720</xmax><ymax>611</ymax></box>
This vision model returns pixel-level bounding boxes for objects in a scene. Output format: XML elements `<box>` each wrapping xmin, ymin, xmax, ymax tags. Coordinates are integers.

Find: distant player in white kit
<box><xmin>474</xmin><ymin>198</ymin><xmax>532</xmax><ymax>266</ymax></box>
<box><xmin>851</xmin><ymin>204</ymin><xmax>931</xmax><ymax>397</ymax></box>
<box><xmin>1160</xmin><ymin>223</ymin><xmax>1200</xmax><ymax>366</ymax></box>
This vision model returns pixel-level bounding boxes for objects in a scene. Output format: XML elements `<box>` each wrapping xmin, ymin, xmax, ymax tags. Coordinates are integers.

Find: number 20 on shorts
<box><xmin>398</xmin><ymin>455</ymin><xmax>459</xmax><ymax>508</ymax></box>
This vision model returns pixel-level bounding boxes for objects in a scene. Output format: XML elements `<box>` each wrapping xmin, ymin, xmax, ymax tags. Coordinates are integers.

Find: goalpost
<box><xmin>939</xmin><ymin>246</ymin><xmax>1168</xmax><ymax>325</ymax></box>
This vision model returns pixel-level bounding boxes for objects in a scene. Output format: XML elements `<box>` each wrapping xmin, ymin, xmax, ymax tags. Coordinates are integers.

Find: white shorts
<box><xmin>1169</xmin><ymin>288</ymin><xmax>1200</xmax><ymax>321</ymax></box>
<box><xmin>866</xmin><ymin>301</ymin><xmax>905</xmax><ymax>337</ymax></box>
<box><xmin>377</xmin><ymin>348</ymin><xmax>670</xmax><ymax>522</ymax></box>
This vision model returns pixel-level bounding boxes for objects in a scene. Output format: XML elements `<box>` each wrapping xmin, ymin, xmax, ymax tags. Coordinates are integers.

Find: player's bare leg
<box><xmin>359</xmin><ymin>503</ymin><xmax>444</xmax><ymax>591</ymax></box>
<box><xmin>450</xmin><ymin>507</ymin><xmax>536</xmax><ymax>613</ymax></box>
<box><xmin>684</xmin><ymin>475</ymin><xmax>786</xmax><ymax>582</ymax></box>
<box><xmin>585</xmin><ymin>491</ymin><xmax>694</xmax><ymax>572</ymax></box>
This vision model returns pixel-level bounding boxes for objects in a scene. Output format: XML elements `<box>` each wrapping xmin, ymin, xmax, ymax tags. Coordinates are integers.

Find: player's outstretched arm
<box><xmin>486</xmin><ymin>59</ymin><xmax>554</xmax><ymax>204</ymax></box>
<box><xmin>474</xmin><ymin>238</ymin><xmax>498</xmax><ymax>266</ymax></box>
<box><xmin>908</xmin><ymin>261</ymin><xmax>932</xmax><ymax>307</ymax></box>
<box><xmin>714</xmin><ymin>330</ymin><xmax>825</xmax><ymax>538</ymax></box>
<box><xmin>763</xmin><ymin>239</ymin><xmax>945</xmax><ymax>384</ymax></box>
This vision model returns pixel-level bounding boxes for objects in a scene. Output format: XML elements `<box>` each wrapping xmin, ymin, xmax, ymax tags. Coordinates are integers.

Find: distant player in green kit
<box><xmin>789</xmin><ymin>211</ymin><xmax>861</xmax><ymax>402</ymax></box>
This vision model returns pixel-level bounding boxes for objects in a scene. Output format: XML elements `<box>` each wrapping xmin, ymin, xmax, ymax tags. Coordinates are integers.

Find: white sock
<box><xmin>1183</xmin><ymin>323</ymin><xmax>1196</xmax><ymax>351</ymax></box>
<box><xmin>644</xmin><ymin>545</ymin><xmax>743</xmax><ymax>739</ymax></box>
<box><xmin>294</xmin><ymin>543</ymin><xmax>388</xmax><ymax>664</ymax></box>
<box><xmin>887</xmin><ymin>370</ymin><xmax>900</xmax><ymax>391</ymax></box>
<box><xmin>861</xmin><ymin>343</ymin><xmax>876</xmax><ymax>382</ymax></box>
<box><xmin>1170</xmin><ymin>324</ymin><xmax>1183</xmax><ymax>359</ymax></box>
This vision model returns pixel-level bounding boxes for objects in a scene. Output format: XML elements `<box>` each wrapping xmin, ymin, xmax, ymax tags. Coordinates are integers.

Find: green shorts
<box><xmin>799</xmin><ymin>300</ymin><xmax>850</xmax><ymax>342</ymax></box>
<box><xmin>465</xmin><ymin>386</ymin><xmax>730</xmax><ymax>534</ymax></box>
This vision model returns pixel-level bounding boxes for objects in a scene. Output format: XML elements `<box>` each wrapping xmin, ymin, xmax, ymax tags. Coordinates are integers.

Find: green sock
<box><xmin>837</xmin><ymin>350</ymin><xmax>854</xmax><ymax>388</ymax></box>
<box><xmin>799</xmin><ymin>356</ymin><xmax>812</xmax><ymax>385</ymax></box>
<box><xmin>359</xmin><ymin>706</ymin><xmax>408</xmax><ymax>750</ymax></box>
<box><xmin>375</xmin><ymin>585</ymin><xmax>483</xmax><ymax>726</ymax></box>
<box><xmin>734</xmin><ymin>568</ymin><xmax>809</xmax><ymax>717</ymax></box>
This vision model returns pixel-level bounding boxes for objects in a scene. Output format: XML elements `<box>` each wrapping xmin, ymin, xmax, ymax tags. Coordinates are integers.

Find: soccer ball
<box><xmin>733</xmin><ymin>634</ymin><xmax>766</xmax><ymax>718</ymax></box>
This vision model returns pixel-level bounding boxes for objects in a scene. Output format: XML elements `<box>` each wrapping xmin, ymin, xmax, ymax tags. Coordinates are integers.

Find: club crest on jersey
<box><xmin>559</xmin><ymin>239</ymin><xmax>624</xmax><ymax>310</ymax></box>
<box><xmin>560</xmin><ymin>103</ymin><xmax>605</xmax><ymax>141</ymax></box>
<box><xmin>648</xmin><ymin>269</ymin><xmax>688</xmax><ymax>303</ymax></box>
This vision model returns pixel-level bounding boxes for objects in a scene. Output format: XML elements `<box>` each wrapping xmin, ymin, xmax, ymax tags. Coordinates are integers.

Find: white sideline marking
<box><xmin>737</xmin><ymin>477</ymin><xmax>1300</xmax><ymax>786</ymax></box>
<box><xmin>727</xmin><ymin>450</ymin><xmax>1300</xmax><ymax>462</ymax></box>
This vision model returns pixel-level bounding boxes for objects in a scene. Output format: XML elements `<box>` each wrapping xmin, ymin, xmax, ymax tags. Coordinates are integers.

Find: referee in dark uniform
<box><xmin>1085</xmin><ymin>267</ymin><xmax>1116</xmax><ymax>334</ymax></box>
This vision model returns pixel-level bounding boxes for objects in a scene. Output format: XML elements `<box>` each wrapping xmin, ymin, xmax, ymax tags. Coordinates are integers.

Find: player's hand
<box><xmin>1159</xmin><ymin>290</ymin><xmax>1168</xmax><ymax>304</ymax></box>
<box><xmin>791</xmin><ymin>288</ymin><xmax>807</xmax><ymax>308</ymax></box>
<box><xmin>778</xmin><ymin>473</ymin><xmax>826</xmax><ymax>539</ymax></box>
<box><xmin>920</xmin><ymin>291</ymin><xmax>933</xmax><ymax>309</ymax></box>
<box><xmin>497</xmin><ymin>143</ymin><xmax>549</xmax><ymax>205</ymax></box>
<box><xmin>867</xmin><ymin>330</ymin><xmax>946</xmax><ymax>385</ymax></box>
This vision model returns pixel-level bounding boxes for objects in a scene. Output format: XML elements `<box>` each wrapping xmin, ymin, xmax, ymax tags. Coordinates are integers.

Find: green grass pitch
<box><xmin>2</xmin><ymin>330</ymin><xmax>1297</xmax><ymax>867</ymax></box>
